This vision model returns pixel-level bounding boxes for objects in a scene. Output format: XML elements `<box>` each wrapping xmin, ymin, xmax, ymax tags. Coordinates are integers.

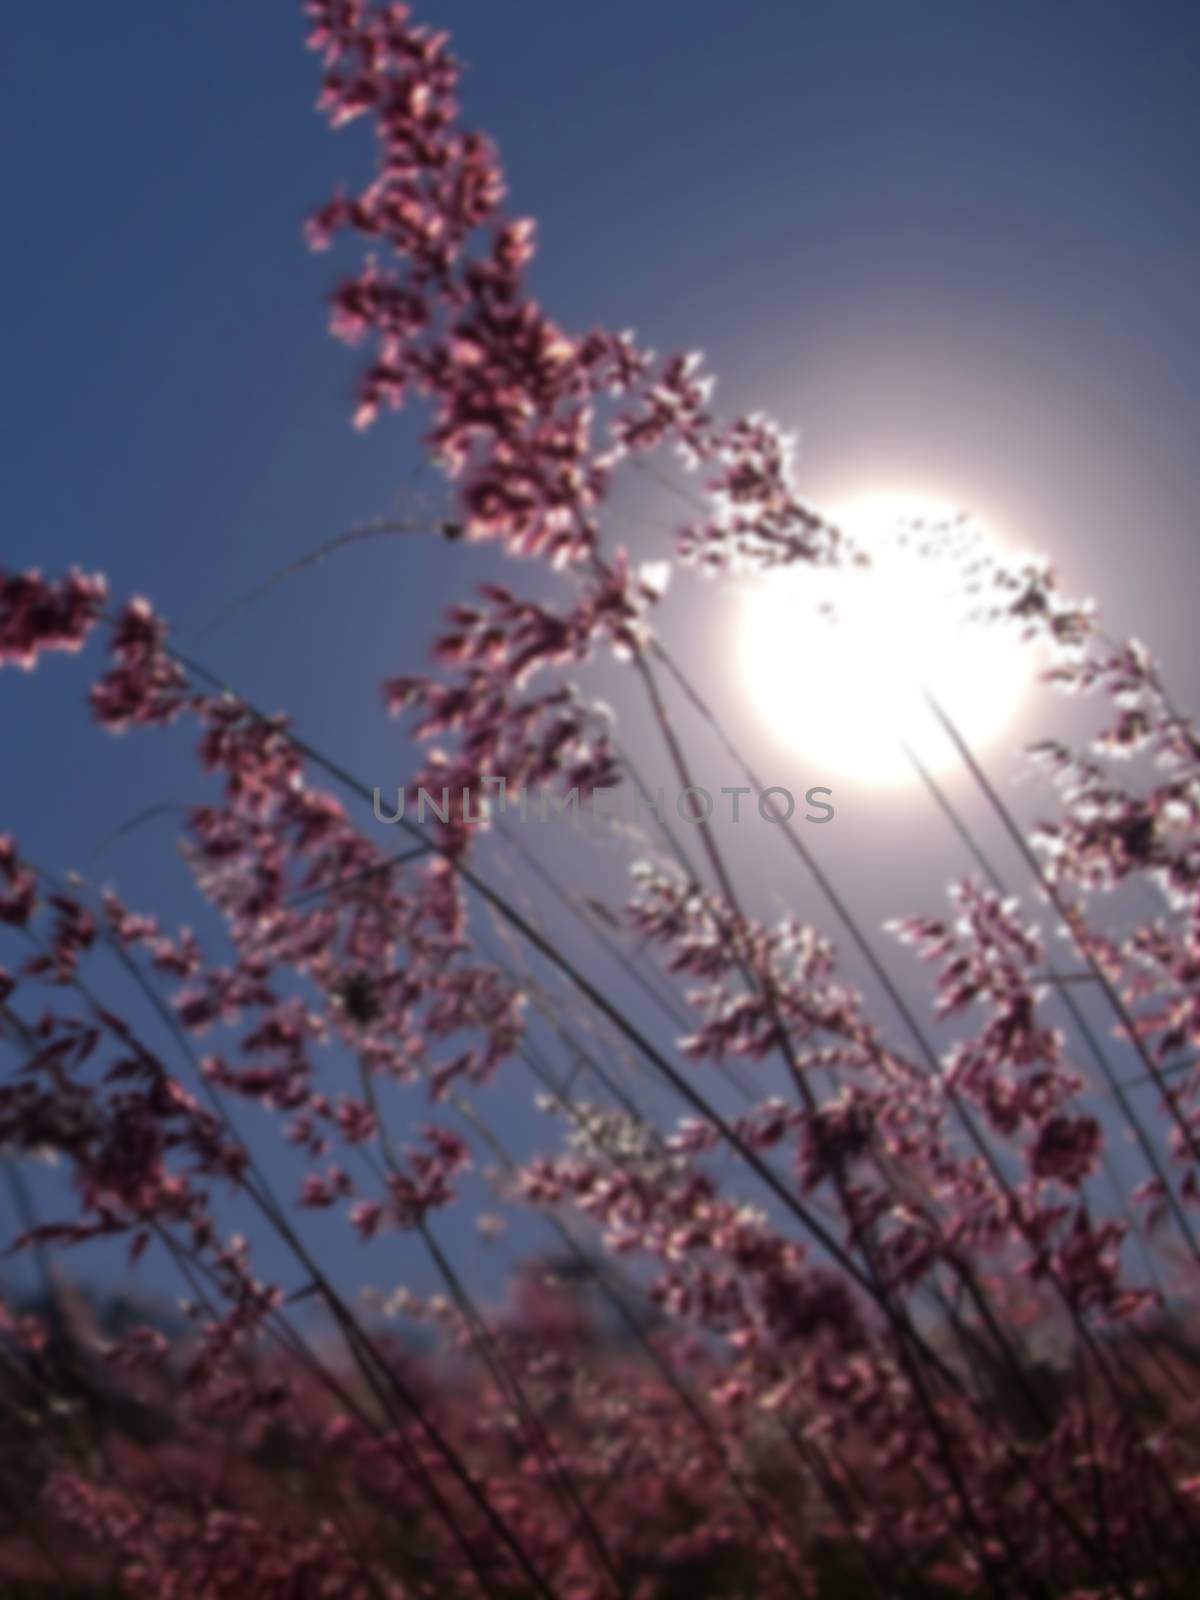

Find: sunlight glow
<box><xmin>738</xmin><ymin>492</ymin><xmax>1032</xmax><ymax>787</ymax></box>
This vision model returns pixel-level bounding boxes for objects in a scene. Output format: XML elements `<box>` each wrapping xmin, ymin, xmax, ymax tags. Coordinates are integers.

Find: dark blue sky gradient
<box><xmin>2</xmin><ymin>1</ymin><xmax>1199</xmax><ymax>1311</ymax></box>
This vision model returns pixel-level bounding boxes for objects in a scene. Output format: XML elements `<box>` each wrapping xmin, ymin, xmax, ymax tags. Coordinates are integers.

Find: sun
<box><xmin>737</xmin><ymin>492</ymin><xmax>1032</xmax><ymax>787</ymax></box>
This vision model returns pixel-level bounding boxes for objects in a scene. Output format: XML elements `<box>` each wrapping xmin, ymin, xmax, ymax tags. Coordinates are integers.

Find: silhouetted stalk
<box><xmin>148</xmin><ymin>1226</ymin><xmax>399</xmax><ymax>1600</ymax></box>
<box><xmin>460</xmin><ymin>925</ymin><xmax>1046</xmax><ymax>1588</ymax></box>
<box><xmin>489</xmin><ymin>628</ymin><xmax>1143</xmax><ymax>1584</ymax></box>
<box><xmin>147</xmin><ymin>1218</ymin><xmax>509</xmax><ymax>1600</ymax></box>
<box><xmin>493</xmin><ymin>817</ymin><xmax>698</xmax><ymax>1037</ymax></box>
<box><xmin>924</xmin><ymin>689</ymin><xmax>1200</xmax><ymax>1177</ymax></box>
<box><xmin>489</xmin><ymin>826</ymin><xmax>1036</xmax><ymax>1399</ymax></box>
<box><xmin>638</xmin><ymin>651</ymin><xmax>1058</xmax><ymax>1344</ymax></box>
<box><xmin>625</xmin><ymin>646</ymin><xmax>1087</xmax><ymax>1593</ymax></box>
<box><xmin>441</xmin><ymin>1084</ymin><xmax>853</xmax><ymax>1600</ymax></box>
<box><xmin>910</xmin><ymin>702</ymin><xmax>1200</xmax><ymax>1557</ymax></box>
<box><xmin>353</xmin><ymin>1051</ymin><xmax>632</xmax><ymax>1600</ymax></box>
<box><xmin>650</xmin><ymin>639</ymin><xmax>1174</xmax><ymax>1329</ymax></box>
<box><xmin>901</xmin><ymin>736</ymin><xmax>1186</xmax><ymax>1289</ymax></box>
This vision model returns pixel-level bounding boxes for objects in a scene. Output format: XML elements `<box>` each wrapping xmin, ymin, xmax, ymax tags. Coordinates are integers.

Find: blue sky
<box><xmin>3</xmin><ymin>1</ymin><xmax>1199</xmax><ymax>1313</ymax></box>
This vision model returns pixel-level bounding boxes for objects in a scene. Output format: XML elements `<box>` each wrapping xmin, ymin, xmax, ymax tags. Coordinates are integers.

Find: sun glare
<box><xmin>737</xmin><ymin>492</ymin><xmax>1032</xmax><ymax>787</ymax></box>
